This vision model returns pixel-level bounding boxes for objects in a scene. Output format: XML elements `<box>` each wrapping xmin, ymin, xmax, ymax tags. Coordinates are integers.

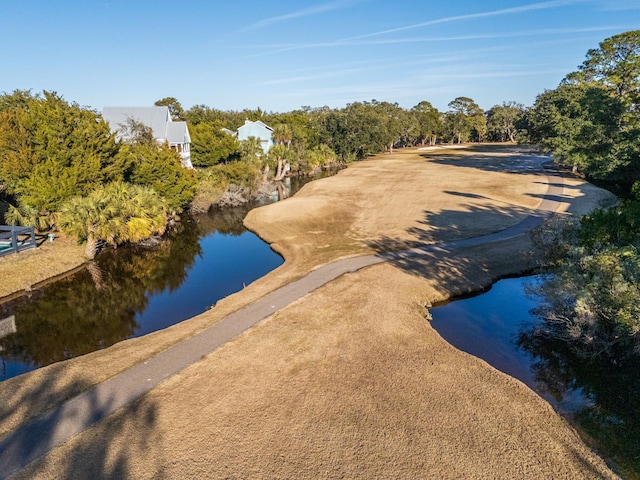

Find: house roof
<box><xmin>102</xmin><ymin>106</ymin><xmax>173</xmax><ymax>141</ymax></box>
<box><xmin>238</xmin><ymin>119</ymin><xmax>273</xmax><ymax>132</ymax></box>
<box><xmin>166</xmin><ymin>122</ymin><xmax>190</xmax><ymax>144</ymax></box>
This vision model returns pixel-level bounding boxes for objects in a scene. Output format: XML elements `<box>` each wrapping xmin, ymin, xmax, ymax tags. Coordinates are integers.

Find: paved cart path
<box><xmin>0</xmin><ymin>157</ymin><xmax>566</xmax><ymax>478</ymax></box>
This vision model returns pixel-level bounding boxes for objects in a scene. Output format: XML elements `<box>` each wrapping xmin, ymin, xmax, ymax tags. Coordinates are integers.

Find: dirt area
<box><xmin>3</xmin><ymin>145</ymin><xmax>620</xmax><ymax>478</ymax></box>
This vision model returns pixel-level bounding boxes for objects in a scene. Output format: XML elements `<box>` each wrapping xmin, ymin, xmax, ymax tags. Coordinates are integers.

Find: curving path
<box><xmin>0</xmin><ymin>156</ymin><xmax>566</xmax><ymax>478</ymax></box>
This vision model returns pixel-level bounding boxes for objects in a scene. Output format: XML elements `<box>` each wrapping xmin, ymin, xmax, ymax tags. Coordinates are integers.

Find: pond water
<box><xmin>431</xmin><ymin>275</ymin><xmax>640</xmax><ymax>477</ymax></box>
<box><xmin>430</xmin><ymin>276</ymin><xmax>590</xmax><ymax>414</ymax></box>
<box><xmin>0</xmin><ymin>174</ymin><xmax>331</xmax><ymax>381</ymax></box>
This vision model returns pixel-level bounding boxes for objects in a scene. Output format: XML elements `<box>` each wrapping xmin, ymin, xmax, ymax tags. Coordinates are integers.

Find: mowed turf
<box><xmin>4</xmin><ymin>145</ymin><xmax>619</xmax><ymax>478</ymax></box>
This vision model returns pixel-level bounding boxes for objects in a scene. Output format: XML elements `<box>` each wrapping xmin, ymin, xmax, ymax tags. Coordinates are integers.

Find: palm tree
<box><xmin>58</xmin><ymin>182</ymin><xmax>167</xmax><ymax>258</ymax></box>
<box><xmin>4</xmin><ymin>203</ymin><xmax>53</xmax><ymax>231</ymax></box>
<box><xmin>58</xmin><ymin>192</ymin><xmax>110</xmax><ymax>258</ymax></box>
<box><xmin>272</xmin><ymin>123</ymin><xmax>293</xmax><ymax>148</ymax></box>
<box><xmin>268</xmin><ymin>144</ymin><xmax>292</xmax><ymax>182</ymax></box>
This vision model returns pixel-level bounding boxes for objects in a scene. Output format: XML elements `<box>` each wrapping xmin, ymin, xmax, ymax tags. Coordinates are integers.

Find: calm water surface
<box><xmin>0</xmin><ymin>174</ymin><xmax>331</xmax><ymax>381</ymax></box>
<box><xmin>431</xmin><ymin>276</ymin><xmax>589</xmax><ymax>412</ymax></box>
<box><xmin>0</xmin><ymin>211</ymin><xmax>282</xmax><ymax>381</ymax></box>
<box><xmin>431</xmin><ymin>275</ymin><xmax>640</xmax><ymax>477</ymax></box>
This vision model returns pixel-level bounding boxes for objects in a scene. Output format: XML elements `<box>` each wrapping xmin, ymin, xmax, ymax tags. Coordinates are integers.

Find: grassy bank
<box><xmin>0</xmin><ymin>233</ymin><xmax>86</xmax><ymax>301</ymax></box>
<box><xmin>3</xmin><ymin>145</ymin><xmax>619</xmax><ymax>478</ymax></box>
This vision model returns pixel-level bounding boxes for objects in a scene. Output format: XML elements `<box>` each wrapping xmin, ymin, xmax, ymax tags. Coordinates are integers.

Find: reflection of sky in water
<box><xmin>430</xmin><ymin>276</ymin><xmax>589</xmax><ymax>415</ymax></box>
<box><xmin>1</xmin><ymin>355</ymin><xmax>31</xmax><ymax>380</ymax></box>
<box><xmin>0</xmin><ymin>169</ymin><xmax>338</xmax><ymax>380</ymax></box>
<box><xmin>0</xmin><ymin>228</ymin><xmax>282</xmax><ymax>381</ymax></box>
<box><xmin>0</xmin><ymin>171</ymin><xmax>333</xmax><ymax>381</ymax></box>
<box><xmin>0</xmin><ymin>315</ymin><xmax>30</xmax><ymax>380</ymax></box>
<box><xmin>135</xmin><ymin>231</ymin><xmax>282</xmax><ymax>336</ymax></box>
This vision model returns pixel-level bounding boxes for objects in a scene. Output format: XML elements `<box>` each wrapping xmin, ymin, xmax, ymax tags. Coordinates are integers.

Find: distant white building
<box><xmin>236</xmin><ymin>120</ymin><xmax>275</xmax><ymax>154</ymax></box>
<box><xmin>102</xmin><ymin>106</ymin><xmax>193</xmax><ymax>168</ymax></box>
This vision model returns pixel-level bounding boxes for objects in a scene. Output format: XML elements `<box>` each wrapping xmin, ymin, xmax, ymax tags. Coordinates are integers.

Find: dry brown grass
<box><xmin>244</xmin><ymin>146</ymin><xmax>550</xmax><ymax>282</ymax></box>
<box><xmin>14</xmin><ymin>245</ymin><xmax>616</xmax><ymax>479</ymax></box>
<box><xmin>4</xmin><ymin>145</ymin><xmax>619</xmax><ymax>479</ymax></box>
<box><xmin>0</xmin><ymin>233</ymin><xmax>86</xmax><ymax>301</ymax></box>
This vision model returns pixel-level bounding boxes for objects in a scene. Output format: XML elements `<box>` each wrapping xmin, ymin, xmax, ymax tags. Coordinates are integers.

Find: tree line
<box><xmin>176</xmin><ymin>96</ymin><xmax>522</xmax><ymax>212</ymax></box>
<box><xmin>521</xmin><ymin>29</ymin><xmax>640</xmax><ymax>475</ymax></box>
<box><xmin>183</xmin><ymin>96</ymin><xmax>523</xmax><ymax>168</ymax></box>
<box><xmin>525</xmin><ymin>30</ymin><xmax>640</xmax><ymax>363</ymax></box>
<box><xmin>3</xmin><ymin>28</ymin><xmax>635</xmax><ymax>263</ymax></box>
<box><xmin>0</xmin><ymin>88</ymin><xmax>524</xmax><ymax>256</ymax></box>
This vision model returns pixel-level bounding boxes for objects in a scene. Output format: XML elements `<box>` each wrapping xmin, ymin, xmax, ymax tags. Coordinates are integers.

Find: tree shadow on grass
<box><xmin>367</xmin><ymin>203</ymin><xmax>541</xmax><ymax>298</ymax></box>
<box><xmin>533</xmin><ymin>180</ymin><xmax>583</xmax><ymax>190</ymax></box>
<box><xmin>397</xmin><ymin>202</ymin><xmax>532</xmax><ymax>247</ymax></box>
<box><xmin>527</xmin><ymin>191</ymin><xmax>575</xmax><ymax>205</ymax></box>
<box><xmin>0</xmin><ymin>365</ymin><xmax>162</xmax><ymax>479</ymax></box>
<box><xmin>419</xmin><ymin>145</ymin><xmax>551</xmax><ymax>175</ymax></box>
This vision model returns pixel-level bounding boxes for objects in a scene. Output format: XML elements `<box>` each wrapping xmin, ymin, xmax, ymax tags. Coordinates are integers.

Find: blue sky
<box><xmin>1</xmin><ymin>0</ymin><xmax>639</xmax><ymax>113</ymax></box>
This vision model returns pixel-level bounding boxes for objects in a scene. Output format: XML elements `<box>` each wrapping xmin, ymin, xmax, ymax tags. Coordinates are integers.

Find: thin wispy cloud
<box><xmin>239</xmin><ymin>23</ymin><xmax>625</xmax><ymax>58</ymax></box>
<box><xmin>241</xmin><ymin>0</ymin><xmax>366</xmax><ymax>32</ymax></box>
<box><xmin>253</xmin><ymin>46</ymin><xmax>528</xmax><ymax>91</ymax></box>
<box><xmin>597</xmin><ymin>0</ymin><xmax>640</xmax><ymax>11</ymax></box>
<box><xmin>254</xmin><ymin>57</ymin><xmax>446</xmax><ymax>87</ymax></box>
<box><xmin>257</xmin><ymin>66</ymin><xmax>555</xmax><ymax>89</ymax></box>
<box><xmin>415</xmin><ymin>69</ymin><xmax>568</xmax><ymax>81</ymax></box>
<box><xmin>350</xmin><ymin>25</ymin><xmax>629</xmax><ymax>45</ymax></box>
<box><xmin>305</xmin><ymin>25</ymin><xmax>628</xmax><ymax>48</ymax></box>
<box><xmin>343</xmin><ymin>0</ymin><xmax>595</xmax><ymax>40</ymax></box>
<box><xmin>257</xmin><ymin>68</ymin><xmax>371</xmax><ymax>87</ymax></box>
<box><xmin>253</xmin><ymin>48</ymin><xmax>513</xmax><ymax>87</ymax></box>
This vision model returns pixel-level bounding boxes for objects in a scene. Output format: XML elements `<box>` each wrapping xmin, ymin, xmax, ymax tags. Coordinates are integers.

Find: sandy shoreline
<box><xmin>2</xmin><ymin>145</ymin><xmax>620</xmax><ymax>478</ymax></box>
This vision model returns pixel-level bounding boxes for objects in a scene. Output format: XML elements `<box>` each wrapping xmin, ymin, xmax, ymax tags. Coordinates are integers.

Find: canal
<box><xmin>0</xmin><ymin>176</ymin><xmax>324</xmax><ymax>380</ymax></box>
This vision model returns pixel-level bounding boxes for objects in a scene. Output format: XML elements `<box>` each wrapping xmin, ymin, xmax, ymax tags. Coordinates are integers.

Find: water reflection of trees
<box><xmin>0</xmin><ymin>268</ymin><xmax>142</xmax><ymax>368</ymax></box>
<box><xmin>0</xmin><ymin>169</ymin><xmax>337</xmax><ymax>378</ymax></box>
<box><xmin>0</xmin><ymin>217</ymin><xmax>203</xmax><ymax>372</ymax></box>
<box><xmin>518</xmin><ymin>328</ymin><xmax>640</xmax><ymax>477</ymax></box>
<box><xmin>199</xmin><ymin>206</ymin><xmax>250</xmax><ymax>236</ymax></box>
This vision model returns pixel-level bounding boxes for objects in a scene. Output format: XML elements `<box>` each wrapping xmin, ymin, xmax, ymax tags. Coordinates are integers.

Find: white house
<box><xmin>236</xmin><ymin>120</ymin><xmax>275</xmax><ymax>154</ymax></box>
<box><xmin>102</xmin><ymin>106</ymin><xmax>193</xmax><ymax>168</ymax></box>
